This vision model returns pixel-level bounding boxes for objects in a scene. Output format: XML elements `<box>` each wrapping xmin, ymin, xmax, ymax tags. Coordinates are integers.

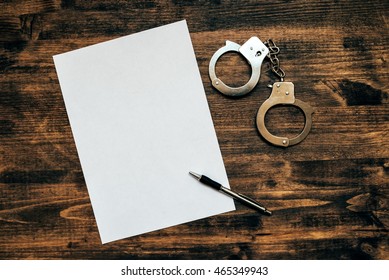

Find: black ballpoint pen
<box><xmin>189</xmin><ymin>171</ymin><xmax>272</xmax><ymax>216</ymax></box>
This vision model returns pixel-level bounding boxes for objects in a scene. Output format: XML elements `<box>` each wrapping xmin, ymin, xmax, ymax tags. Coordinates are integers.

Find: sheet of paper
<box><xmin>53</xmin><ymin>20</ymin><xmax>235</xmax><ymax>243</ymax></box>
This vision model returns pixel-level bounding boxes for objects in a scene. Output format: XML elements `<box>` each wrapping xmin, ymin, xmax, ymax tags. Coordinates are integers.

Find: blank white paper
<box><xmin>53</xmin><ymin>20</ymin><xmax>235</xmax><ymax>243</ymax></box>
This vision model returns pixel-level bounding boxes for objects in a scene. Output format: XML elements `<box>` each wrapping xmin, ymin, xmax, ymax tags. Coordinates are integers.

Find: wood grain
<box><xmin>0</xmin><ymin>0</ymin><xmax>388</xmax><ymax>259</ymax></box>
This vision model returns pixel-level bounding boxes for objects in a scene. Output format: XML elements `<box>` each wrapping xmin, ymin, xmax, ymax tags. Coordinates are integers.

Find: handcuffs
<box><xmin>209</xmin><ymin>37</ymin><xmax>269</xmax><ymax>97</ymax></box>
<box><xmin>209</xmin><ymin>37</ymin><xmax>313</xmax><ymax>147</ymax></box>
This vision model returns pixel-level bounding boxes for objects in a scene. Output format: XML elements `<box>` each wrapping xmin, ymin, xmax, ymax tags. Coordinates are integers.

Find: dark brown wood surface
<box><xmin>0</xmin><ymin>0</ymin><xmax>388</xmax><ymax>260</ymax></box>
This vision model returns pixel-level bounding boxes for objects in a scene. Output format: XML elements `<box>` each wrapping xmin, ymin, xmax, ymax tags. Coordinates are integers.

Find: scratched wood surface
<box><xmin>0</xmin><ymin>0</ymin><xmax>388</xmax><ymax>259</ymax></box>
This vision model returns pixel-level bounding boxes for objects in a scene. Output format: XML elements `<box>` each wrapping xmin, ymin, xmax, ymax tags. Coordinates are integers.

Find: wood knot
<box><xmin>360</xmin><ymin>242</ymin><xmax>376</xmax><ymax>256</ymax></box>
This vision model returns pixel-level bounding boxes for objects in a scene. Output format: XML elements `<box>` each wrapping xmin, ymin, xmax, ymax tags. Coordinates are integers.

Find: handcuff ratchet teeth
<box><xmin>209</xmin><ymin>37</ymin><xmax>269</xmax><ymax>97</ymax></box>
<box><xmin>256</xmin><ymin>82</ymin><xmax>314</xmax><ymax>147</ymax></box>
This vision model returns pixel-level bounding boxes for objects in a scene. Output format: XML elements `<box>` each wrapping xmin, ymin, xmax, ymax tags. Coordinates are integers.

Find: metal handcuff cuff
<box><xmin>209</xmin><ymin>37</ymin><xmax>313</xmax><ymax>147</ymax></box>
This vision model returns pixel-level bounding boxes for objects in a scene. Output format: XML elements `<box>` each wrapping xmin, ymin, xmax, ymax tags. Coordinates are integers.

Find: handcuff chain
<box><xmin>265</xmin><ymin>39</ymin><xmax>286</xmax><ymax>81</ymax></box>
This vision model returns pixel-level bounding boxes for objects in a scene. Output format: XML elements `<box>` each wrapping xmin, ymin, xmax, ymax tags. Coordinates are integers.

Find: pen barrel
<box><xmin>220</xmin><ymin>187</ymin><xmax>268</xmax><ymax>214</ymax></box>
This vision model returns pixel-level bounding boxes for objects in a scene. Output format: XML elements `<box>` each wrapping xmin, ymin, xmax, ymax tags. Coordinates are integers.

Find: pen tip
<box><xmin>264</xmin><ymin>209</ymin><xmax>272</xmax><ymax>216</ymax></box>
<box><xmin>189</xmin><ymin>171</ymin><xmax>201</xmax><ymax>180</ymax></box>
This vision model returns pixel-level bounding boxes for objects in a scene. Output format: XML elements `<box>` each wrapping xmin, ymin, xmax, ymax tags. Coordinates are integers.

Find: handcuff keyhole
<box><xmin>264</xmin><ymin>105</ymin><xmax>305</xmax><ymax>138</ymax></box>
<box><xmin>255</xmin><ymin>51</ymin><xmax>262</xmax><ymax>57</ymax></box>
<box><xmin>215</xmin><ymin>52</ymin><xmax>251</xmax><ymax>88</ymax></box>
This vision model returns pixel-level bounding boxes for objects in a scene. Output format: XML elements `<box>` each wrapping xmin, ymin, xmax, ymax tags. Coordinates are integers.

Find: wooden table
<box><xmin>0</xmin><ymin>0</ymin><xmax>388</xmax><ymax>260</ymax></box>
